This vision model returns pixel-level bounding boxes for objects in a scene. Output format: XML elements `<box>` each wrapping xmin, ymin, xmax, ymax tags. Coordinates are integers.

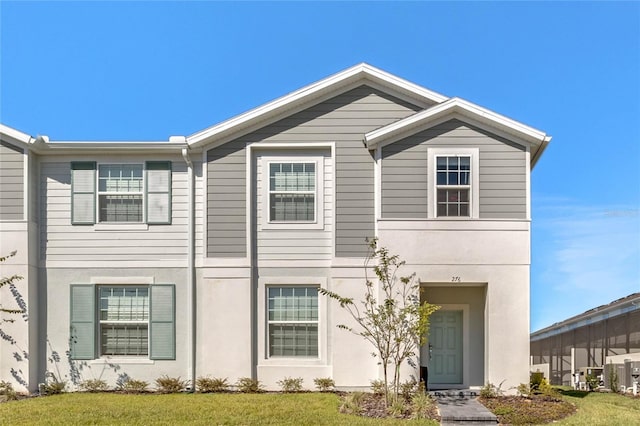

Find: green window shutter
<box><xmin>145</xmin><ymin>161</ymin><xmax>172</xmax><ymax>224</ymax></box>
<box><xmin>71</xmin><ymin>162</ymin><xmax>96</xmax><ymax>224</ymax></box>
<box><xmin>70</xmin><ymin>285</ymin><xmax>96</xmax><ymax>360</ymax></box>
<box><xmin>149</xmin><ymin>284</ymin><xmax>175</xmax><ymax>360</ymax></box>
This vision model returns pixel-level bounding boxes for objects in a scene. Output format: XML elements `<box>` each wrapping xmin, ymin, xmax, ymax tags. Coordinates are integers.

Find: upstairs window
<box><xmin>71</xmin><ymin>161</ymin><xmax>171</xmax><ymax>225</ymax></box>
<box><xmin>269</xmin><ymin>162</ymin><xmax>316</xmax><ymax>222</ymax></box>
<box><xmin>98</xmin><ymin>165</ymin><xmax>144</xmax><ymax>222</ymax></box>
<box><xmin>436</xmin><ymin>156</ymin><xmax>471</xmax><ymax>217</ymax></box>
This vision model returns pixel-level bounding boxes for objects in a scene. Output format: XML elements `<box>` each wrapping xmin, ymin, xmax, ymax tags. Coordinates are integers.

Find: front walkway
<box><xmin>430</xmin><ymin>390</ymin><xmax>497</xmax><ymax>425</ymax></box>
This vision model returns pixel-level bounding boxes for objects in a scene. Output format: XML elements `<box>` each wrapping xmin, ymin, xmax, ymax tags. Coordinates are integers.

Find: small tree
<box><xmin>0</xmin><ymin>251</ymin><xmax>25</xmax><ymax>324</ymax></box>
<box><xmin>319</xmin><ymin>238</ymin><xmax>439</xmax><ymax>406</ymax></box>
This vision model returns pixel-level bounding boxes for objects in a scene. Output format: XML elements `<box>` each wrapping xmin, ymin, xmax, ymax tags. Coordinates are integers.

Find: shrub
<box><xmin>340</xmin><ymin>392</ymin><xmax>365</xmax><ymax>415</ymax></box>
<box><xmin>118</xmin><ymin>379</ymin><xmax>149</xmax><ymax>394</ymax></box>
<box><xmin>516</xmin><ymin>383</ymin><xmax>532</xmax><ymax>397</ymax></box>
<box><xmin>608</xmin><ymin>362</ymin><xmax>619</xmax><ymax>392</ymax></box>
<box><xmin>155</xmin><ymin>375</ymin><xmax>188</xmax><ymax>393</ymax></box>
<box><xmin>411</xmin><ymin>391</ymin><xmax>435</xmax><ymax>419</ymax></box>
<box><xmin>585</xmin><ymin>374</ymin><xmax>599</xmax><ymax>391</ymax></box>
<box><xmin>42</xmin><ymin>379</ymin><xmax>66</xmax><ymax>395</ymax></box>
<box><xmin>277</xmin><ymin>377</ymin><xmax>303</xmax><ymax>393</ymax></box>
<box><xmin>387</xmin><ymin>398</ymin><xmax>407</xmax><ymax>418</ymax></box>
<box><xmin>530</xmin><ymin>371</ymin><xmax>544</xmax><ymax>390</ymax></box>
<box><xmin>399</xmin><ymin>378</ymin><xmax>417</xmax><ymax>400</ymax></box>
<box><xmin>0</xmin><ymin>381</ymin><xmax>18</xmax><ymax>401</ymax></box>
<box><xmin>313</xmin><ymin>377</ymin><xmax>335</xmax><ymax>392</ymax></box>
<box><xmin>370</xmin><ymin>379</ymin><xmax>386</xmax><ymax>396</ymax></box>
<box><xmin>79</xmin><ymin>379</ymin><xmax>109</xmax><ymax>392</ymax></box>
<box><xmin>196</xmin><ymin>376</ymin><xmax>230</xmax><ymax>393</ymax></box>
<box><xmin>236</xmin><ymin>377</ymin><xmax>264</xmax><ymax>393</ymax></box>
<box><xmin>537</xmin><ymin>378</ymin><xmax>560</xmax><ymax>399</ymax></box>
<box><xmin>479</xmin><ymin>381</ymin><xmax>504</xmax><ymax>398</ymax></box>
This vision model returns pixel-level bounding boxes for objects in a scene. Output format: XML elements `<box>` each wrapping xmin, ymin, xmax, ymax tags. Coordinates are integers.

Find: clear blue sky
<box><xmin>1</xmin><ymin>1</ymin><xmax>639</xmax><ymax>332</ymax></box>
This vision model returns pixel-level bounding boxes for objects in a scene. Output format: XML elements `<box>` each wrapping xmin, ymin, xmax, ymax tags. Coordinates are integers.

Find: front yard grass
<box><xmin>479</xmin><ymin>387</ymin><xmax>640</xmax><ymax>425</ymax></box>
<box><xmin>554</xmin><ymin>389</ymin><xmax>640</xmax><ymax>425</ymax></box>
<box><xmin>0</xmin><ymin>392</ymin><xmax>439</xmax><ymax>425</ymax></box>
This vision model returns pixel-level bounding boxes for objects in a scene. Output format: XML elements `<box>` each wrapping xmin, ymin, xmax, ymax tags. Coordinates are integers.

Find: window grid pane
<box><xmin>436</xmin><ymin>156</ymin><xmax>471</xmax><ymax>217</ymax></box>
<box><xmin>268</xmin><ymin>287</ymin><xmax>319</xmax><ymax>357</ymax></box>
<box><xmin>98</xmin><ymin>164</ymin><xmax>144</xmax><ymax>223</ymax></box>
<box><xmin>99</xmin><ymin>287</ymin><xmax>149</xmax><ymax>356</ymax></box>
<box><xmin>269</xmin><ymin>162</ymin><xmax>316</xmax><ymax>222</ymax></box>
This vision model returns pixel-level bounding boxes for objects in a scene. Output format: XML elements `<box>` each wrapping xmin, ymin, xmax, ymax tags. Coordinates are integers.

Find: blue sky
<box><xmin>1</xmin><ymin>1</ymin><xmax>638</xmax><ymax>331</ymax></box>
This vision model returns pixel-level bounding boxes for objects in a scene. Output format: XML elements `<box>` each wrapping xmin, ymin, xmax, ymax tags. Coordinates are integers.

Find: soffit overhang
<box><xmin>186</xmin><ymin>63</ymin><xmax>449</xmax><ymax>150</ymax></box>
<box><xmin>364</xmin><ymin>97</ymin><xmax>551</xmax><ymax>168</ymax></box>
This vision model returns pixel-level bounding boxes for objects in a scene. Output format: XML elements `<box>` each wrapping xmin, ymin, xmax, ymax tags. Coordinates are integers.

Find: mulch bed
<box><xmin>340</xmin><ymin>392</ymin><xmax>440</xmax><ymax>420</ymax></box>
<box><xmin>479</xmin><ymin>395</ymin><xmax>576</xmax><ymax>425</ymax></box>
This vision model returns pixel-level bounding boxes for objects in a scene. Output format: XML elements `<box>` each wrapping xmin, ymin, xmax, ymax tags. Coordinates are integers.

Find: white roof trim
<box><xmin>186</xmin><ymin>63</ymin><xmax>448</xmax><ymax>148</ymax></box>
<box><xmin>364</xmin><ymin>97</ymin><xmax>551</xmax><ymax>167</ymax></box>
<box><xmin>0</xmin><ymin>124</ymin><xmax>34</xmax><ymax>148</ymax></box>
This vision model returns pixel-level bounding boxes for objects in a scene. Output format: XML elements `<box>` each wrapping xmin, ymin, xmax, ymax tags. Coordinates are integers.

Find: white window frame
<box><xmin>427</xmin><ymin>148</ymin><xmax>479</xmax><ymax>219</ymax></box>
<box><xmin>266</xmin><ymin>285</ymin><xmax>319</xmax><ymax>358</ymax></box>
<box><xmin>260</xmin><ymin>156</ymin><xmax>324</xmax><ymax>230</ymax></box>
<box><xmin>98</xmin><ymin>285</ymin><xmax>150</xmax><ymax>357</ymax></box>
<box><xmin>97</xmin><ymin>163</ymin><xmax>145</xmax><ymax>223</ymax></box>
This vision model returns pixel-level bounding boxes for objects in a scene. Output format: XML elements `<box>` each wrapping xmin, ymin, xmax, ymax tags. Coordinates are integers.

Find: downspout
<box><xmin>180</xmin><ymin>144</ymin><xmax>196</xmax><ymax>391</ymax></box>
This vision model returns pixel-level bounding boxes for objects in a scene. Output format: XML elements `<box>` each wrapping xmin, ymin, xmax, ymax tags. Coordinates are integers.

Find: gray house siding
<box><xmin>207</xmin><ymin>139</ymin><xmax>247</xmax><ymax>257</ymax></box>
<box><xmin>381</xmin><ymin>119</ymin><xmax>527</xmax><ymax>219</ymax></box>
<box><xmin>0</xmin><ymin>141</ymin><xmax>25</xmax><ymax>220</ymax></box>
<box><xmin>254</xmin><ymin>148</ymin><xmax>332</xmax><ymax>262</ymax></box>
<box><xmin>40</xmin><ymin>159</ymin><xmax>188</xmax><ymax>262</ymax></box>
<box><xmin>206</xmin><ymin>85</ymin><xmax>421</xmax><ymax>258</ymax></box>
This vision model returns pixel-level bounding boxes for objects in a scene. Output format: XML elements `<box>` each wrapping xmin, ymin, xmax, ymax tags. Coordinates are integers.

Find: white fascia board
<box><xmin>0</xmin><ymin>124</ymin><xmax>35</xmax><ymax>148</ymax></box>
<box><xmin>186</xmin><ymin>63</ymin><xmax>448</xmax><ymax>149</ymax></box>
<box><xmin>364</xmin><ymin>98</ymin><xmax>551</xmax><ymax>162</ymax></box>
<box><xmin>31</xmin><ymin>140</ymin><xmax>187</xmax><ymax>154</ymax></box>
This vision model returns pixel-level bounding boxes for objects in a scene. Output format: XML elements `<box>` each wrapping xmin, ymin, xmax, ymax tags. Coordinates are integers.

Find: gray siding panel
<box><xmin>0</xmin><ymin>141</ymin><xmax>24</xmax><ymax>220</ymax></box>
<box><xmin>206</xmin><ymin>85</ymin><xmax>421</xmax><ymax>258</ymax></box>
<box><xmin>207</xmin><ymin>139</ymin><xmax>247</xmax><ymax>257</ymax></box>
<box><xmin>381</xmin><ymin>119</ymin><xmax>527</xmax><ymax>219</ymax></box>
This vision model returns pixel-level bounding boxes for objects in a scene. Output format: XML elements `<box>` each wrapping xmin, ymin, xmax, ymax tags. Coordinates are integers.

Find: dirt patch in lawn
<box><xmin>479</xmin><ymin>395</ymin><xmax>576</xmax><ymax>425</ymax></box>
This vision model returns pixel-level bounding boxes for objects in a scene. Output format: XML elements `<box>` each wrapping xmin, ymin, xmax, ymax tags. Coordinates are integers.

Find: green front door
<box><xmin>428</xmin><ymin>310</ymin><xmax>463</xmax><ymax>385</ymax></box>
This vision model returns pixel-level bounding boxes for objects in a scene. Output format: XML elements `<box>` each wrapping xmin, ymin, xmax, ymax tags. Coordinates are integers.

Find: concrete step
<box><xmin>432</xmin><ymin>391</ymin><xmax>497</xmax><ymax>425</ymax></box>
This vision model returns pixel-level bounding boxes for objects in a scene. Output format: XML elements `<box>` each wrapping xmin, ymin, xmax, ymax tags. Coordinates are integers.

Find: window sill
<box><xmin>94</xmin><ymin>223</ymin><xmax>149</xmax><ymax>231</ymax></box>
<box><xmin>260</xmin><ymin>357</ymin><xmax>324</xmax><ymax>366</ymax></box>
<box><xmin>90</xmin><ymin>358</ymin><xmax>155</xmax><ymax>365</ymax></box>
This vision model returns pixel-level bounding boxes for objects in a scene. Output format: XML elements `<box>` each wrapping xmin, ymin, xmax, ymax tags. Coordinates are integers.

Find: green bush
<box><xmin>516</xmin><ymin>383</ymin><xmax>532</xmax><ymax>397</ymax></box>
<box><xmin>399</xmin><ymin>378</ymin><xmax>417</xmax><ymax>400</ymax></box>
<box><xmin>235</xmin><ymin>377</ymin><xmax>264</xmax><ymax>393</ymax></box>
<box><xmin>118</xmin><ymin>379</ymin><xmax>149</xmax><ymax>394</ymax></box>
<box><xmin>0</xmin><ymin>381</ymin><xmax>18</xmax><ymax>401</ymax></box>
<box><xmin>196</xmin><ymin>377</ymin><xmax>230</xmax><ymax>393</ymax></box>
<box><xmin>607</xmin><ymin>362</ymin><xmax>619</xmax><ymax>392</ymax></box>
<box><xmin>277</xmin><ymin>377</ymin><xmax>303</xmax><ymax>393</ymax></box>
<box><xmin>313</xmin><ymin>377</ymin><xmax>335</xmax><ymax>392</ymax></box>
<box><xmin>370</xmin><ymin>379</ymin><xmax>386</xmax><ymax>396</ymax></box>
<box><xmin>340</xmin><ymin>392</ymin><xmax>366</xmax><ymax>415</ymax></box>
<box><xmin>530</xmin><ymin>372</ymin><xmax>544</xmax><ymax>390</ymax></box>
<box><xmin>42</xmin><ymin>379</ymin><xmax>67</xmax><ymax>395</ymax></box>
<box><xmin>79</xmin><ymin>379</ymin><xmax>109</xmax><ymax>392</ymax></box>
<box><xmin>479</xmin><ymin>381</ymin><xmax>504</xmax><ymax>398</ymax></box>
<box><xmin>387</xmin><ymin>398</ymin><xmax>407</xmax><ymax>418</ymax></box>
<box><xmin>155</xmin><ymin>375</ymin><xmax>188</xmax><ymax>393</ymax></box>
<box><xmin>410</xmin><ymin>391</ymin><xmax>435</xmax><ymax>419</ymax></box>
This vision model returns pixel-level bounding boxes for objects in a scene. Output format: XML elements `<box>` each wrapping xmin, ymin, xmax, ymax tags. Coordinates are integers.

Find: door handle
<box><xmin>429</xmin><ymin>343</ymin><xmax>433</xmax><ymax>360</ymax></box>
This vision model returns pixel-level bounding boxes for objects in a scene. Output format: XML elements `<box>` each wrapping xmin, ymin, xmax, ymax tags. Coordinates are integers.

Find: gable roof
<box><xmin>186</xmin><ymin>63</ymin><xmax>448</xmax><ymax>149</ymax></box>
<box><xmin>364</xmin><ymin>97</ymin><xmax>551</xmax><ymax>168</ymax></box>
<box><xmin>0</xmin><ymin>124</ymin><xmax>34</xmax><ymax>149</ymax></box>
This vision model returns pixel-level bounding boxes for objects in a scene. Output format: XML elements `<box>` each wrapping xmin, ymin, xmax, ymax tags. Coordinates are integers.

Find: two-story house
<box><xmin>0</xmin><ymin>63</ymin><xmax>550</xmax><ymax>393</ymax></box>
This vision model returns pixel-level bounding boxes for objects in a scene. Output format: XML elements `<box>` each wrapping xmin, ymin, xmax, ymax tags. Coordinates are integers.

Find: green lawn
<box><xmin>0</xmin><ymin>393</ymin><xmax>438</xmax><ymax>425</ymax></box>
<box><xmin>554</xmin><ymin>389</ymin><xmax>640</xmax><ymax>425</ymax></box>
